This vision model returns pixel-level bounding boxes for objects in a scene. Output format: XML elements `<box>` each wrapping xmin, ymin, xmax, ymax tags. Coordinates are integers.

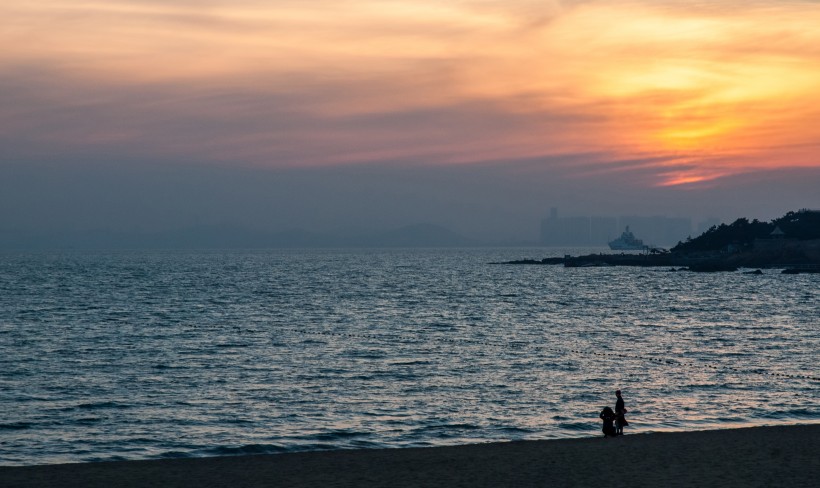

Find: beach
<box><xmin>2</xmin><ymin>424</ymin><xmax>818</xmax><ymax>487</ymax></box>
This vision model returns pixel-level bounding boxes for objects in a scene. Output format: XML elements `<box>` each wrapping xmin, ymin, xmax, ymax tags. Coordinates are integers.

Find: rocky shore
<box><xmin>499</xmin><ymin>210</ymin><xmax>820</xmax><ymax>272</ymax></box>
<box><xmin>497</xmin><ymin>251</ymin><xmax>819</xmax><ymax>272</ymax></box>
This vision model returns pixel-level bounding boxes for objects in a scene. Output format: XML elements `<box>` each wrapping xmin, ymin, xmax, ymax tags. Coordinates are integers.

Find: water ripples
<box><xmin>0</xmin><ymin>249</ymin><xmax>818</xmax><ymax>465</ymax></box>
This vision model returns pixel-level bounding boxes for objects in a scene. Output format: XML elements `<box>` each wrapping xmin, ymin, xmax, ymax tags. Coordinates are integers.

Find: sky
<box><xmin>2</xmin><ymin>0</ymin><xmax>819</xmax><ymax>242</ymax></box>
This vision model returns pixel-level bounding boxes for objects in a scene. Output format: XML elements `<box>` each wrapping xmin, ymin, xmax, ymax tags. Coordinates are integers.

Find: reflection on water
<box><xmin>0</xmin><ymin>249</ymin><xmax>817</xmax><ymax>465</ymax></box>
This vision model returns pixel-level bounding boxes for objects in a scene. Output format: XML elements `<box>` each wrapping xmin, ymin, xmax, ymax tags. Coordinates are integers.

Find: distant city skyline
<box><xmin>0</xmin><ymin>203</ymin><xmax>741</xmax><ymax>249</ymax></box>
<box><xmin>540</xmin><ymin>208</ymin><xmax>720</xmax><ymax>247</ymax></box>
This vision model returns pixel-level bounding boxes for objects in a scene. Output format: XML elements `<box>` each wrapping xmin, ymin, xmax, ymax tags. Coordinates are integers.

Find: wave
<box><xmin>757</xmin><ymin>408</ymin><xmax>819</xmax><ymax>420</ymax></box>
<box><xmin>0</xmin><ymin>421</ymin><xmax>34</xmax><ymax>430</ymax></box>
<box><xmin>387</xmin><ymin>360</ymin><xmax>432</xmax><ymax>366</ymax></box>
<box><xmin>77</xmin><ymin>401</ymin><xmax>131</xmax><ymax>410</ymax></box>
<box><xmin>497</xmin><ymin>426</ymin><xmax>537</xmax><ymax>434</ymax></box>
<box><xmin>410</xmin><ymin>423</ymin><xmax>485</xmax><ymax>438</ymax></box>
<box><xmin>555</xmin><ymin>422</ymin><xmax>595</xmax><ymax>431</ymax></box>
<box><xmin>307</xmin><ymin>430</ymin><xmax>370</xmax><ymax>441</ymax></box>
<box><xmin>203</xmin><ymin>444</ymin><xmax>289</xmax><ymax>456</ymax></box>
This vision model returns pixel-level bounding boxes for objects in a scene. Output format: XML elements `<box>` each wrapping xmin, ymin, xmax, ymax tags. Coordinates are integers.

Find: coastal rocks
<box><xmin>563</xmin><ymin>254</ymin><xmax>675</xmax><ymax>267</ymax></box>
<box><xmin>687</xmin><ymin>262</ymin><xmax>739</xmax><ymax>272</ymax></box>
<box><xmin>781</xmin><ymin>267</ymin><xmax>820</xmax><ymax>274</ymax></box>
<box><xmin>493</xmin><ymin>257</ymin><xmax>565</xmax><ymax>265</ymax></box>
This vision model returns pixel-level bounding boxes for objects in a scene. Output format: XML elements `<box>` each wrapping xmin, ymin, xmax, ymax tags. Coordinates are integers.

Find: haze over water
<box><xmin>3</xmin><ymin>2</ymin><xmax>820</xmax><ymax>243</ymax></box>
<box><xmin>1</xmin><ymin>249</ymin><xmax>817</xmax><ymax>466</ymax></box>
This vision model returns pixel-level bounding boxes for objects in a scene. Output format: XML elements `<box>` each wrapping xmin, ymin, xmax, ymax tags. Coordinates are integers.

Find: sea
<box><xmin>1</xmin><ymin>248</ymin><xmax>818</xmax><ymax>466</ymax></box>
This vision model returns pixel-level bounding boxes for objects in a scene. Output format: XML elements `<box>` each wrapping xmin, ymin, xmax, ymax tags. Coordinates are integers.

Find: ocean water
<box><xmin>0</xmin><ymin>248</ymin><xmax>818</xmax><ymax>466</ymax></box>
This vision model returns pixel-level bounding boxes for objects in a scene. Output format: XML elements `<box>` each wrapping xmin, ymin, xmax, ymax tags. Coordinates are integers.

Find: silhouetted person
<box><xmin>615</xmin><ymin>390</ymin><xmax>628</xmax><ymax>435</ymax></box>
<box><xmin>599</xmin><ymin>406</ymin><xmax>616</xmax><ymax>437</ymax></box>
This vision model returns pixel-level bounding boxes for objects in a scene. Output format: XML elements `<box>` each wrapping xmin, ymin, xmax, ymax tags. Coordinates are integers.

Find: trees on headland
<box><xmin>671</xmin><ymin>209</ymin><xmax>820</xmax><ymax>253</ymax></box>
<box><xmin>503</xmin><ymin>209</ymin><xmax>819</xmax><ymax>270</ymax></box>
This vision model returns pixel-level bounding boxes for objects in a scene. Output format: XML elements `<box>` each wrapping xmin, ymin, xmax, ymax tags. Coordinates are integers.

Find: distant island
<box><xmin>502</xmin><ymin>209</ymin><xmax>820</xmax><ymax>273</ymax></box>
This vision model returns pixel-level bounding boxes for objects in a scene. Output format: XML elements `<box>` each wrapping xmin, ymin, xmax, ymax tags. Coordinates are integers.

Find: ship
<box><xmin>608</xmin><ymin>226</ymin><xmax>647</xmax><ymax>250</ymax></box>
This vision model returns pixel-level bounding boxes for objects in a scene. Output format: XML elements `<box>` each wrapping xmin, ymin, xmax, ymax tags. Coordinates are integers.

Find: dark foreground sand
<box><xmin>2</xmin><ymin>425</ymin><xmax>818</xmax><ymax>487</ymax></box>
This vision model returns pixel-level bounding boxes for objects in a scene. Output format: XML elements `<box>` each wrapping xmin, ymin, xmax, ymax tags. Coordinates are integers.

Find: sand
<box><xmin>2</xmin><ymin>424</ymin><xmax>818</xmax><ymax>487</ymax></box>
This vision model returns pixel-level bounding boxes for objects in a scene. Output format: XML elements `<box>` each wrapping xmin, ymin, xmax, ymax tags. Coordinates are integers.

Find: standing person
<box><xmin>615</xmin><ymin>390</ymin><xmax>628</xmax><ymax>435</ymax></box>
<box><xmin>599</xmin><ymin>406</ymin><xmax>617</xmax><ymax>437</ymax></box>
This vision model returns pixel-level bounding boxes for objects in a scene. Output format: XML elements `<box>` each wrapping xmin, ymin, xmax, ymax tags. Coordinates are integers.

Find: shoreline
<box><xmin>3</xmin><ymin>424</ymin><xmax>818</xmax><ymax>487</ymax></box>
<box><xmin>497</xmin><ymin>254</ymin><xmax>820</xmax><ymax>272</ymax></box>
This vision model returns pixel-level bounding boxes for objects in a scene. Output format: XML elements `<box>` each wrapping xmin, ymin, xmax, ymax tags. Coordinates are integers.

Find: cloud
<box><xmin>2</xmin><ymin>0</ymin><xmax>820</xmax><ymax>190</ymax></box>
<box><xmin>0</xmin><ymin>58</ymin><xmax>612</xmax><ymax>169</ymax></box>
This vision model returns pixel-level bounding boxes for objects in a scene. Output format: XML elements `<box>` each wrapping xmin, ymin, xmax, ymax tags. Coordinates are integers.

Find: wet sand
<box><xmin>2</xmin><ymin>424</ymin><xmax>818</xmax><ymax>487</ymax></box>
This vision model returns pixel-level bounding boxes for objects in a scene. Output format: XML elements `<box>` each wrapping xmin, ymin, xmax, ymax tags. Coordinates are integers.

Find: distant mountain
<box><xmin>352</xmin><ymin>223</ymin><xmax>478</xmax><ymax>247</ymax></box>
<box><xmin>0</xmin><ymin>223</ymin><xmax>479</xmax><ymax>249</ymax></box>
<box><xmin>152</xmin><ymin>226</ymin><xmax>330</xmax><ymax>249</ymax></box>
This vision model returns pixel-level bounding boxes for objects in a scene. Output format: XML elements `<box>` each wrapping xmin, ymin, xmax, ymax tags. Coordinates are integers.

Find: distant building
<box><xmin>541</xmin><ymin>208</ymin><xmax>693</xmax><ymax>247</ymax></box>
<box><xmin>754</xmin><ymin>225</ymin><xmax>789</xmax><ymax>252</ymax></box>
<box><xmin>618</xmin><ymin>215</ymin><xmax>692</xmax><ymax>247</ymax></box>
<box><xmin>590</xmin><ymin>216</ymin><xmax>617</xmax><ymax>245</ymax></box>
<box><xmin>540</xmin><ymin>208</ymin><xmax>591</xmax><ymax>246</ymax></box>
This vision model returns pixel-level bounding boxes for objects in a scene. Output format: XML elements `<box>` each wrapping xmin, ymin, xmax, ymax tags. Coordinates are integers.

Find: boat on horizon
<box><xmin>608</xmin><ymin>226</ymin><xmax>647</xmax><ymax>250</ymax></box>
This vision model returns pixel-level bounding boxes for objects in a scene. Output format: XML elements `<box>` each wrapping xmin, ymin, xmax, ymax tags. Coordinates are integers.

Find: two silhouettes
<box><xmin>599</xmin><ymin>390</ymin><xmax>628</xmax><ymax>437</ymax></box>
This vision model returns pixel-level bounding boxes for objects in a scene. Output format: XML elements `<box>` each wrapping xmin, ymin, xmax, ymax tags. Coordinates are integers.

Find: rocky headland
<box><xmin>499</xmin><ymin>209</ymin><xmax>820</xmax><ymax>273</ymax></box>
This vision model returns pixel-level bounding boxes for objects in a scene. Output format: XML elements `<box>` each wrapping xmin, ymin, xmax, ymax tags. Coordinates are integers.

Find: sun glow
<box><xmin>2</xmin><ymin>1</ymin><xmax>820</xmax><ymax>184</ymax></box>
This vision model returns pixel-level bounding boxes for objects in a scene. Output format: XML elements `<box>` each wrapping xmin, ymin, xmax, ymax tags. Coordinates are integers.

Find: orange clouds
<box><xmin>549</xmin><ymin>2</ymin><xmax>819</xmax><ymax>184</ymax></box>
<box><xmin>2</xmin><ymin>1</ymin><xmax>820</xmax><ymax>186</ymax></box>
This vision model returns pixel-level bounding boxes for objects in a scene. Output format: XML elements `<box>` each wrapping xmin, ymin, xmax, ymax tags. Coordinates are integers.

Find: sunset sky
<box><xmin>2</xmin><ymin>1</ymin><xmax>819</xmax><ymax>240</ymax></box>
